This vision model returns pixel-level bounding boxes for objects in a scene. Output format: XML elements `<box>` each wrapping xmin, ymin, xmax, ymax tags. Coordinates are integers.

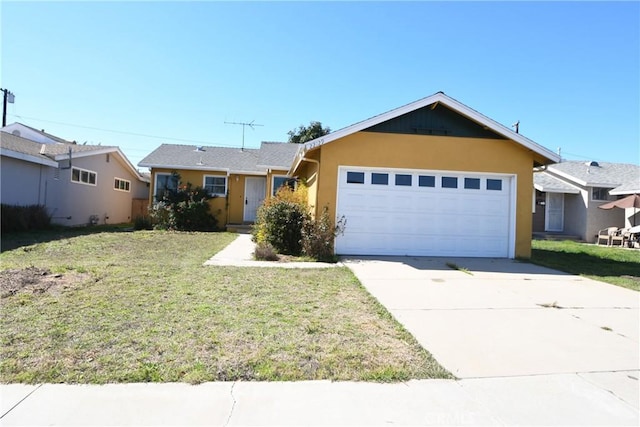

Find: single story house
<box><xmin>1</xmin><ymin>123</ymin><xmax>149</xmax><ymax>226</ymax></box>
<box><xmin>533</xmin><ymin>161</ymin><xmax>640</xmax><ymax>241</ymax></box>
<box><xmin>288</xmin><ymin>92</ymin><xmax>559</xmax><ymax>258</ymax></box>
<box><xmin>138</xmin><ymin>142</ymin><xmax>300</xmax><ymax>229</ymax></box>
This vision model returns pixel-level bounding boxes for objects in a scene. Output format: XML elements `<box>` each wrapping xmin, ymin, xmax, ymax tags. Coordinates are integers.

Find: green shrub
<box><xmin>302</xmin><ymin>208</ymin><xmax>346</xmax><ymax>262</ymax></box>
<box><xmin>149</xmin><ymin>177</ymin><xmax>219</xmax><ymax>231</ymax></box>
<box><xmin>253</xmin><ymin>185</ymin><xmax>347</xmax><ymax>261</ymax></box>
<box><xmin>253</xmin><ymin>185</ymin><xmax>309</xmax><ymax>255</ymax></box>
<box><xmin>1</xmin><ymin>204</ymin><xmax>51</xmax><ymax>234</ymax></box>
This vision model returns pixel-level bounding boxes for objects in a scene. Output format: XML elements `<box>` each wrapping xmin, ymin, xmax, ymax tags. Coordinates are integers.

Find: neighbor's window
<box><xmin>114</xmin><ymin>178</ymin><xmax>131</xmax><ymax>192</ymax></box>
<box><xmin>272</xmin><ymin>176</ymin><xmax>295</xmax><ymax>195</ymax></box>
<box><xmin>371</xmin><ymin>173</ymin><xmax>389</xmax><ymax>185</ymax></box>
<box><xmin>204</xmin><ymin>176</ymin><xmax>227</xmax><ymax>196</ymax></box>
<box><xmin>418</xmin><ymin>175</ymin><xmax>435</xmax><ymax>187</ymax></box>
<box><xmin>487</xmin><ymin>179</ymin><xmax>502</xmax><ymax>191</ymax></box>
<box><xmin>464</xmin><ymin>178</ymin><xmax>481</xmax><ymax>190</ymax></box>
<box><xmin>442</xmin><ymin>177</ymin><xmax>458</xmax><ymax>189</ymax></box>
<box><xmin>71</xmin><ymin>167</ymin><xmax>97</xmax><ymax>186</ymax></box>
<box><xmin>592</xmin><ymin>187</ymin><xmax>609</xmax><ymax>201</ymax></box>
<box><xmin>346</xmin><ymin>171</ymin><xmax>365</xmax><ymax>184</ymax></box>
<box><xmin>395</xmin><ymin>174</ymin><xmax>412</xmax><ymax>186</ymax></box>
<box><xmin>155</xmin><ymin>173</ymin><xmax>179</xmax><ymax>201</ymax></box>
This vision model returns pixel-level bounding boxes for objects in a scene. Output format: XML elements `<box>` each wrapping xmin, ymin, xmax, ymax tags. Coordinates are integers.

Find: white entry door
<box><xmin>244</xmin><ymin>177</ymin><xmax>266</xmax><ymax>222</ymax></box>
<box><xmin>545</xmin><ymin>192</ymin><xmax>564</xmax><ymax>232</ymax></box>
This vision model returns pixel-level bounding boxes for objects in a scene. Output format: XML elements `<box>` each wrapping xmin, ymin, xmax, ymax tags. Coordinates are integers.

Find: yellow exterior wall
<box><xmin>149</xmin><ymin>168</ymin><xmax>229</xmax><ymax>227</ymax></box>
<box><xmin>148</xmin><ymin>168</ymin><xmax>293</xmax><ymax>226</ymax></box>
<box><xmin>295</xmin><ymin>132</ymin><xmax>537</xmax><ymax>258</ymax></box>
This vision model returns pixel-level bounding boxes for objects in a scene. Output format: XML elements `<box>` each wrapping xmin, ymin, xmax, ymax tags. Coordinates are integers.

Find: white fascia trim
<box><xmin>52</xmin><ymin>147</ymin><xmax>118</xmax><ymax>161</ymax></box>
<box><xmin>546</xmin><ymin>167</ymin><xmax>621</xmax><ymax>188</ymax></box>
<box><xmin>610</xmin><ymin>188</ymin><xmax>640</xmax><ymax>195</ymax></box>
<box><xmin>1</xmin><ymin>147</ymin><xmax>59</xmax><ymax>167</ymax></box>
<box><xmin>256</xmin><ymin>164</ymin><xmax>291</xmax><ymax>171</ymax></box>
<box><xmin>230</xmin><ymin>170</ymin><xmax>268</xmax><ymax>176</ymax></box>
<box><xmin>299</xmin><ymin>92</ymin><xmax>560</xmax><ymax>163</ymax></box>
<box><xmin>56</xmin><ymin>147</ymin><xmax>144</xmax><ymax>181</ymax></box>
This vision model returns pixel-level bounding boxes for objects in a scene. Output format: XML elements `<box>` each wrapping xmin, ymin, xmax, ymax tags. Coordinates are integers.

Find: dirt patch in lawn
<box><xmin>0</xmin><ymin>267</ymin><xmax>88</xmax><ymax>298</ymax></box>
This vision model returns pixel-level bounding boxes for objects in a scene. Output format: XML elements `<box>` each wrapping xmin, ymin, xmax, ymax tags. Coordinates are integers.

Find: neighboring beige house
<box><xmin>1</xmin><ymin>123</ymin><xmax>149</xmax><ymax>226</ymax></box>
<box><xmin>533</xmin><ymin>161</ymin><xmax>640</xmax><ymax>242</ymax></box>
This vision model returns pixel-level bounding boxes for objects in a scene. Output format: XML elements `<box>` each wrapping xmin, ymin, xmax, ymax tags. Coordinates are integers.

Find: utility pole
<box><xmin>224</xmin><ymin>120</ymin><xmax>263</xmax><ymax>150</ymax></box>
<box><xmin>1</xmin><ymin>88</ymin><xmax>15</xmax><ymax>127</ymax></box>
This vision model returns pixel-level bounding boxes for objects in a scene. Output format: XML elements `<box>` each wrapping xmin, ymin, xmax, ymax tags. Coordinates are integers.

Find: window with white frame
<box><xmin>114</xmin><ymin>177</ymin><xmax>131</xmax><ymax>192</ymax></box>
<box><xmin>592</xmin><ymin>187</ymin><xmax>610</xmax><ymax>201</ymax></box>
<box><xmin>272</xmin><ymin>175</ymin><xmax>295</xmax><ymax>195</ymax></box>
<box><xmin>204</xmin><ymin>175</ymin><xmax>227</xmax><ymax>196</ymax></box>
<box><xmin>155</xmin><ymin>173</ymin><xmax>179</xmax><ymax>201</ymax></box>
<box><xmin>71</xmin><ymin>167</ymin><xmax>97</xmax><ymax>186</ymax></box>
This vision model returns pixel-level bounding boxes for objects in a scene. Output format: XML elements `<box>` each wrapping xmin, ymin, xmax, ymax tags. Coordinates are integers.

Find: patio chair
<box><xmin>596</xmin><ymin>227</ymin><xmax>619</xmax><ymax>246</ymax></box>
<box><xmin>611</xmin><ymin>229</ymin><xmax>630</xmax><ymax>247</ymax></box>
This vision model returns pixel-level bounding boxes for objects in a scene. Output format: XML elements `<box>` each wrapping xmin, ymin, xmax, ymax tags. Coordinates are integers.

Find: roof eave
<box><xmin>300</xmin><ymin>92</ymin><xmax>560</xmax><ymax>164</ymax></box>
<box><xmin>1</xmin><ymin>147</ymin><xmax>59</xmax><ymax>167</ymax></box>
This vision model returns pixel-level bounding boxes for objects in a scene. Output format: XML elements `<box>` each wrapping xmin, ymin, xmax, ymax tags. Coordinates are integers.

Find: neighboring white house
<box><xmin>533</xmin><ymin>161</ymin><xmax>640</xmax><ymax>241</ymax></box>
<box><xmin>1</xmin><ymin>123</ymin><xmax>149</xmax><ymax>226</ymax></box>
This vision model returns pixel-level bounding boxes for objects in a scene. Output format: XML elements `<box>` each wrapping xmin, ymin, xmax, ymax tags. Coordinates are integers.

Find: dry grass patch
<box><xmin>1</xmin><ymin>229</ymin><xmax>450</xmax><ymax>383</ymax></box>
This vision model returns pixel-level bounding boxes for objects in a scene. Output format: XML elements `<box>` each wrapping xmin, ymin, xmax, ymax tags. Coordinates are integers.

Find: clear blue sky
<box><xmin>2</xmin><ymin>1</ymin><xmax>639</xmax><ymax>169</ymax></box>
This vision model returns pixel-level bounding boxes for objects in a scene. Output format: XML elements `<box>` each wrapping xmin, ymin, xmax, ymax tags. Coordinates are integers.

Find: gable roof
<box><xmin>257</xmin><ymin>142</ymin><xmax>300</xmax><ymax>170</ymax></box>
<box><xmin>0</xmin><ymin>131</ymin><xmax>59</xmax><ymax>166</ymax></box>
<box><xmin>1</xmin><ymin>122</ymin><xmax>73</xmax><ymax>144</ymax></box>
<box><xmin>545</xmin><ymin>161</ymin><xmax>640</xmax><ymax>194</ymax></box>
<box><xmin>290</xmin><ymin>92</ymin><xmax>560</xmax><ymax>173</ymax></box>
<box><xmin>139</xmin><ymin>142</ymin><xmax>297</xmax><ymax>175</ymax></box>
<box><xmin>534</xmin><ymin>172</ymin><xmax>580</xmax><ymax>194</ymax></box>
<box><xmin>1</xmin><ymin>130</ymin><xmax>144</xmax><ymax>180</ymax></box>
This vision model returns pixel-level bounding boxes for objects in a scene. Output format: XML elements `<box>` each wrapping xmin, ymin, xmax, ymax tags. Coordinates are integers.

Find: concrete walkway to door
<box><xmin>343</xmin><ymin>256</ymin><xmax>640</xmax><ymax>410</ymax></box>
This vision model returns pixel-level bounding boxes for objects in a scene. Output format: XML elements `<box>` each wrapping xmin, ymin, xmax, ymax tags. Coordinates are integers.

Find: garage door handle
<box><xmin>245</xmin><ymin>199</ymin><xmax>248</xmax><ymax>205</ymax></box>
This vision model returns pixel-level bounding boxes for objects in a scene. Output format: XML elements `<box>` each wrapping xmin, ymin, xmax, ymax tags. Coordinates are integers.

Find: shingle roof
<box><xmin>139</xmin><ymin>142</ymin><xmax>299</xmax><ymax>173</ymax></box>
<box><xmin>1</xmin><ymin>131</ymin><xmax>141</xmax><ymax>179</ymax></box>
<box><xmin>534</xmin><ymin>172</ymin><xmax>580</xmax><ymax>194</ymax></box>
<box><xmin>40</xmin><ymin>142</ymin><xmax>116</xmax><ymax>157</ymax></box>
<box><xmin>3</xmin><ymin>122</ymin><xmax>73</xmax><ymax>144</ymax></box>
<box><xmin>0</xmin><ymin>131</ymin><xmax>49</xmax><ymax>158</ymax></box>
<box><xmin>547</xmin><ymin>161</ymin><xmax>640</xmax><ymax>190</ymax></box>
<box><xmin>257</xmin><ymin>142</ymin><xmax>300</xmax><ymax>169</ymax></box>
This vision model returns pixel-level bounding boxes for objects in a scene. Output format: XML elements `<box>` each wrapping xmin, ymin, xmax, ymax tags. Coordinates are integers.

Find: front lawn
<box><xmin>0</xmin><ymin>229</ymin><xmax>450</xmax><ymax>383</ymax></box>
<box><xmin>531</xmin><ymin>240</ymin><xmax>640</xmax><ymax>291</ymax></box>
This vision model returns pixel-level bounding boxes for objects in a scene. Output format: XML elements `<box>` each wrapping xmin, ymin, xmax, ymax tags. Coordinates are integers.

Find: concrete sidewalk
<box><xmin>2</xmin><ymin>377</ymin><xmax>639</xmax><ymax>425</ymax></box>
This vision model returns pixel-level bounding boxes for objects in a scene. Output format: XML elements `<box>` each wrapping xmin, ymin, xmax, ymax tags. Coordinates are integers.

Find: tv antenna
<box><xmin>224</xmin><ymin>120</ymin><xmax>263</xmax><ymax>150</ymax></box>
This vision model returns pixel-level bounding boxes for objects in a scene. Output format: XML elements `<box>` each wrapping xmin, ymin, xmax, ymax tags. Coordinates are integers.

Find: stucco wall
<box><xmin>39</xmin><ymin>153</ymin><xmax>146</xmax><ymax>226</ymax></box>
<box><xmin>299</xmin><ymin>131</ymin><xmax>538</xmax><ymax>258</ymax></box>
<box><xmin>1</xmin><ymin>156</ymin><xmax>49</xmax><ymax>206</ymax></box>
<box><xmin>561</xmin><ymin>193</ymin><xmax>585</xmax><ymax>238</ymax></box>
<box><xmin>149</xmin><ymin>168</ymin><xmax>289</xmax><ymax>227</ymax></box>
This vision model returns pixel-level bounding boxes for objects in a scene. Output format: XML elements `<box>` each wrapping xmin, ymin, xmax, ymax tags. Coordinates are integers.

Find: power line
<box><xmin>8</xmin><ymin>114</ymin><xmax>245</xmax><ymax>148</ymax></box>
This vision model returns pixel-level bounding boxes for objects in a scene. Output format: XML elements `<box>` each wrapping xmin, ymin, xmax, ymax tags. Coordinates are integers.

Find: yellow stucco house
<box><xmin>140</xmin><ymin>92</ymin><xmax>558</xmax><ymax>258</ymax></box>
<box><xmin>139</xmin><ymin>142</ymin><xmax>299</xmax><ymax>231</ymax></box>
<box><xmin>289</xmin><ymin>92</ymin><xmax>559</xmax><ymax>258</ymax></box>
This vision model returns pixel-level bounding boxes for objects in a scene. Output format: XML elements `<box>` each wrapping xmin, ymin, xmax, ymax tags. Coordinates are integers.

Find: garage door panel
<box><xmin>336</xmin><ymin>167</ymin><xmax>513</xmax><ymax>257</ymax></box>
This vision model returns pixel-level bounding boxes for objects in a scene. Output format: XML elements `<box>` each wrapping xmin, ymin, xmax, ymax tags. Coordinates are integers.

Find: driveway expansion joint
<box><xmin>0</xmin><ymin>383</ymin><xmax>42</xmax><ymax>419</ymax></box>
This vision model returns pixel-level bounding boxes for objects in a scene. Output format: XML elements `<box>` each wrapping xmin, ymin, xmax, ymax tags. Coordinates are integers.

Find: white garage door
<box><xmin>336</xmin><ymin>166</ymin><xmax>515</xmax><ymax>257</ymax></box>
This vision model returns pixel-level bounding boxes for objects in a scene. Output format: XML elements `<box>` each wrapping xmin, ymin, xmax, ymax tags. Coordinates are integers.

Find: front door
<box><xmin>545</xmin><ymin>192</ymin><xmax>564</xmax><ymax>232</ymax></box>
<box><xmin>243</xmin><ymin>177</ymin><xmax>266</xmax><ymax>222</ymax></box>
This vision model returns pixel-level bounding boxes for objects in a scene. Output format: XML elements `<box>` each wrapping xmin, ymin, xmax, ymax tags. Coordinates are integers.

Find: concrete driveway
<box><xmin>343</xmin><ymin>256</ymin><xmax>640</xmax><ymax>409</ymax></box>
